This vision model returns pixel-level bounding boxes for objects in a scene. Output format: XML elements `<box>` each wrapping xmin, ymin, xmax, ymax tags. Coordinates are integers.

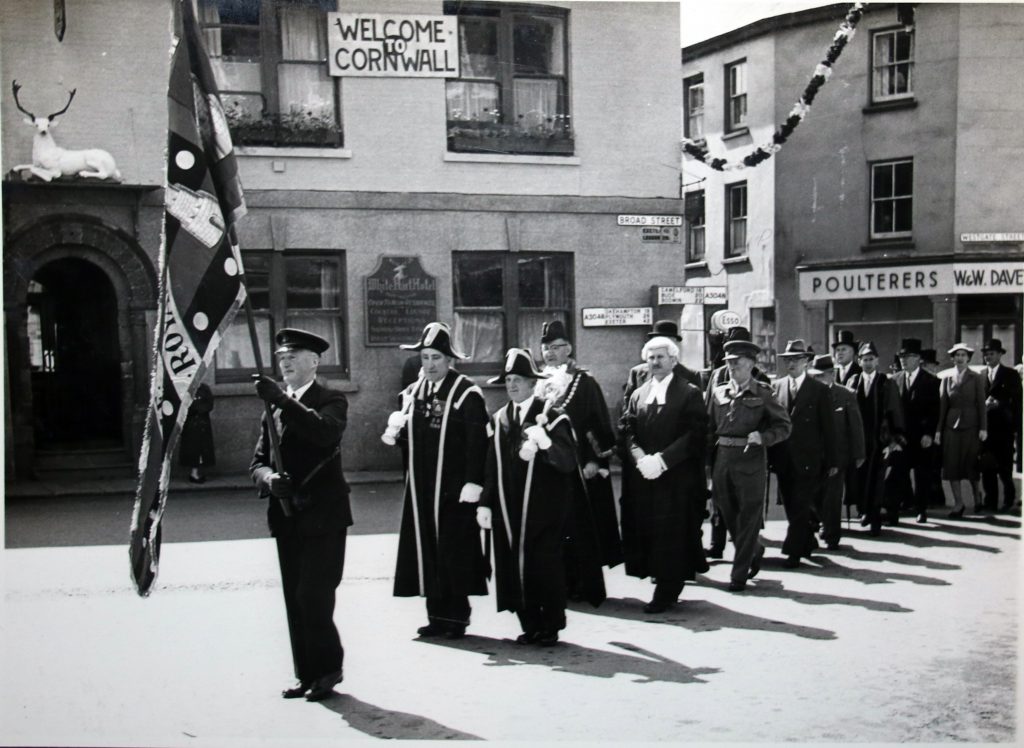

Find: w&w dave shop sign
<box><xmin>328</xmin><ymin>14</ymin><xmax>458</xmax><ymax>77</ymax></box>
<box><xmin>798</xmin><ymin>261</ymin><xmax>1024</xmax><ymax>301</ymax></box>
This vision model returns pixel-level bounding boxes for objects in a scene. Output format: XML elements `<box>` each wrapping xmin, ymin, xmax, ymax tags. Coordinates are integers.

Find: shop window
<box><xmin>831</xmin><ymin>296</ymin><xmax>932</xmax><ymax>371</ymax></box>
<box><xmin>684</xmin><ymin>74</ymin><xmax>705</xmax><ymax>140</ymax></box>
<box><xmin>444</xmin><ymin>2</ymin><xmax>573</xmax><ymax>156</ymax></box>
<box><xmin>725</xmin><ymin>59</ymin><xmax>747</xmax><ymax>132</ymax></box>
<box><xmin>872</xmin><ymin>28</ymin><xmax>914</xmax><ymax>103</ymax></box>
<box><xmin>725</xmin><ymin>182</ymin><xmax>747</xmax><ymax>257</ymax></box>
<box><xmin>871</xmin><ymin>159</ymin><xmax>913</xmax><ymax>239</ymax></box>
<box><xmin>198</xmin><ymin>0</ymin><xmax>342</xmax><ymax>148</ymax></box>
<box><xmin>216</xmin><ymin>251</ymin><xmax>347</xmax><ymax>380</ymax></box>
<box><xmin>685</xmin><ymin>190</ymin><xmax>705</xmax><ymax>263</ymax></box>
<box><xmin>453</xmin><ymin>252</ymin><xmax>573</xmax><ymax>373</ymax></box>
<box><xmin>750</xmin><ymin>306</ymin><xmax>776</xmax><ymax>373</ymax></box>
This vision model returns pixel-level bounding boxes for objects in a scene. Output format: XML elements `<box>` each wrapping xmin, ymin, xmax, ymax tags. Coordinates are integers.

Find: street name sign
<box><xmin>582</xmin><ymin>307</ymin><xmax>653</xmax><ymax>327</ymax></box>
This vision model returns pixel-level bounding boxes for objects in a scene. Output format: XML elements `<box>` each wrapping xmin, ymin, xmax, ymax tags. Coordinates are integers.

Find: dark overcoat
<box><xmin>826</xmin><ymin>382</ymin><xmax>866</xmax><ymax>469</ymax></box>
<box><xmin>769</xmin><ymin>376</ymin><xmax>838</xmax><ymax>479</ymax></box>
<box><xmin>179</xmin><ymin>383</ymin><xmax>215</xmax><ymax>468</ymax></box>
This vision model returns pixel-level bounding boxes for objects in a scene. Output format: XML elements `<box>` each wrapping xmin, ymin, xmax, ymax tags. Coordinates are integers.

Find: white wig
<box><xmin>641</xmin><ymin>336</ymin><xmax>680</xmax><ymax>361</ymax></box>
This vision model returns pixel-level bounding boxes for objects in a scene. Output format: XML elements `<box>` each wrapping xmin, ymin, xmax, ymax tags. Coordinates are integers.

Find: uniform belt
<box><xmin>717</xmin><ymin>436</ymin><xmax>751</xmax><ymax>447</ymax></box>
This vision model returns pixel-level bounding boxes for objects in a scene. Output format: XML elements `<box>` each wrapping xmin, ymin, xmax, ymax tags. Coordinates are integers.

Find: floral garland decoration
<box><xmin>682</xmin><ymin>2</ymin><xmax>867</xmax><ymax>172</ymax></box>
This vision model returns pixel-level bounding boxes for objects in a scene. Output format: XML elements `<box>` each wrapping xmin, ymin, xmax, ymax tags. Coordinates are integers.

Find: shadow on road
<box><xmin>733</xmin><ymin>577</ymin><xmax>914</xmax><ymax>613</ymax></box>
<box><xmin>781</xmin><ymin>554</ymin><xmax>952</xmax><ymax>586</ymax></box>
<box><xmin>911</xmin><ymin>520</ymin><xmax>1020</xmax><ymax>540</ymax></box>
<box><xmin>577</xmin><ymin>596</ymin><xmax>837</xmax><ymax>640</ymax></box>
<box><xmin>817</xmin><ymin>545</ymin><xmax>960</xmax><ymax>571</ymax></box>
<box><xmin>420</xmin><ymin>632</ymin><xmax>720</xmax><ymax>684</ymax></box>
<box><xmin>318</xmin><ymin>693</ymin><xmax>481</xmax><ymax>740</ymax></box>
<box><xmin>805</xmin><ymin>528</ymin><xmax>1002</xmax><ymax>554</ymax></box>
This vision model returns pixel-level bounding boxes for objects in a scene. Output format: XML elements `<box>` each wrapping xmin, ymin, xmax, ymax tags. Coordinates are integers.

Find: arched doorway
<box><xmin>29</xmin><ymin>258</ymin><xmax>123</xmax><ymax>447</ymax></box>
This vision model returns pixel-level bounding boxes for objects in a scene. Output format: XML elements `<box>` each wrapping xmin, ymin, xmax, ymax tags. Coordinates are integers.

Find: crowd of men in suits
<box><xmin>247</xmin><ymin>319</ymin><xmax>1021</xmax><ymax>701</ymax></box>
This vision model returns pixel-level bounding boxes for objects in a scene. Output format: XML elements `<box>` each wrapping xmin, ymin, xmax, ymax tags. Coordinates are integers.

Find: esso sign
<box><xmin>710</xmin><ymin>310</ymin><xmax>742</xmax><ymax>332</ymax></box>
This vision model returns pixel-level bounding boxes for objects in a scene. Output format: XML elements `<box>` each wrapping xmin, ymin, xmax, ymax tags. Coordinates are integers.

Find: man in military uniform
<box><xmin>707</xmin><ymin>338</ymin><xmax>791</xmax><ymax>591</ymax></box>
<box><xmin>251</xmin><ymin>328</ymin><xmax>351</xmax><ymax>702</ymax></box>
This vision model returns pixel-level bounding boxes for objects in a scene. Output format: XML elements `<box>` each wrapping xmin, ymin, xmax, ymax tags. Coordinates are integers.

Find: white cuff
<box><xmin>459</xmin><ymin>482</ymin><xmax>483</xmax><ymax>503</ymax></box>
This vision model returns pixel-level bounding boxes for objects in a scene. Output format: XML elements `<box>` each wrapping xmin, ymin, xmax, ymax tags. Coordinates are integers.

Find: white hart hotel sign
<box><xmin>799</xmin><ymin>261</ymin><xmax>1024</xmax><ymax>301</ymax></box>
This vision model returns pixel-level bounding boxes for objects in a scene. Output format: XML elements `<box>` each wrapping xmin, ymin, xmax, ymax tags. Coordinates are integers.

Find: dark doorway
<box><xmin>28</xmin><ymin>258</ymin><xmax>123</xmax><ymax>448</ymax></box>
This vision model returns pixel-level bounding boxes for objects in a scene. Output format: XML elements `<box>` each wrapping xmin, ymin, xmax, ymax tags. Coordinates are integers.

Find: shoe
<box><xmin>515</xmin><ymin>632</ymin><xmax>538</xmax><ymax>645</ymax></box>
<box><xmin>783</xmin><ymin>556</ymin><xmax>800</xmax><ymax>569</ymax></box>
<box><xmin>536</xmin><ymin>631</ymin><xmax>559</xmax><ymax>647</ymax></box>
<box><xmin>443</xmin><ymin>627</ymin><xmax>466</xmax><ymax>640</ymax></box>
<box><xmin>748</xmin><ymin>547</ymin><xmax>764</xmax><ymax>579</ymax></box>
<box><xmin>706</xmin><ymin>546</ymin><xmax>724</xmax><ymax>560</ymax></box>
<box><xmin>416</xmin><ymin>623</ymin><xmax>446</xmax><ymax>637</ymax></box>
<box><xmin>825</xmin><ymin>540</ymin><xmax>840</xmax><ymax>550</ymax></box>
<box><xmin>305</xmin><ymin>670</ymin><xmax>343</xmax><ymax>702</ymax></box>
<box><xmin>947</xmin><ymin>506</ymin><xmax>965</xmax><ymax>519</ymax></box>
<box><xmin>643</xmin><ymin>599</ymin><xmax>673</xmax><ymax>614</ymax></box>
<box><xmin>868</xmin><ymin>524</ymin><xmax>882</xmax><ymax>537</ymax></box>
<box><xmin>858</xmin><ymin>514</ymin><xmax>870</xmax><ymax>527</ymax></box>
<box><xmin>281</xmin><ymin>681</ymin><xmax>309</xmax><ymax>699</ymax></box>
<box><xmin>187</xmin><ymin>475</ymin><xmax>206</xmax><ymax>484</ymax></box>
<box><xmin>727</xmin><ymin>580</ymin><xmax>746</xmax><ymax>592</ymax></box>
<box><xmin>916</xmin><ymin>513</ymin><xmax>927</xmax><ymax>524</ymax></box>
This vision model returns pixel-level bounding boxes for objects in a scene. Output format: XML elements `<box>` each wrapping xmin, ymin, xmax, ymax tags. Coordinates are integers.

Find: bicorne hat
<box><xmin>857</xmin><ymin>341</ymin><xmax>879</xmax><ymax>358</ymax></box>
<box><xmin>647</xmin><ymin>319</ymin><xmax>682</xmax><ymax>341</ymax></box>
<box><xmin>808</xmin><ymin>354</ymin><xmax>835</xmax><ymax>375</ymax></box>
<box><xmin>400</xmin><ymin>322</ymin><xmax>468</xmax><ymax>360</ymax></box>
<box><xmin>540</xmin><ymin>319</ymin><xmax>571</xmax><ymax>344</ymax></box>
<box><xmin>275</xmin><ymin>327</ymin><xmax>330</xmax><ymax>355</ymax></box>
<box><xmin>778</xmin><ymin>339</ymin><xmax>814</xmax><ymax>358</ymax></box>
<box><xmin>981</xmin><ymin>338</ymin><xmax>1006</xmax><ymax>354</ymax></box>
<box><xmin>487</xmin><ymin>348</ymin><xmax>550</xmax><ymax>384</ymax></box>
<box><xmin>898</xmin><ymin>338</ymin><xmax>923</xmax><ymax>356</ymax></box>
<box><xmin>723</xmin><ymin>339</ymin><xmax>761</xmax><ymax>361</ymax></box>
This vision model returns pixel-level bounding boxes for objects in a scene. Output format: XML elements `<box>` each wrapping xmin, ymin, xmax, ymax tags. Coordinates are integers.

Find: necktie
<box><xmin>510</xmin><ymin>405</ymin><xmax>520</xmax><ymax>431</ymax></box>
<box><xmin>788</xmin><ymin>379</ymin><xmax>797</xmax><ymax>412</ymax></box>
<box><xmin>990</xmin><ymin>368</ymin><xmax>996</xmax><ymax>383</ymax></box>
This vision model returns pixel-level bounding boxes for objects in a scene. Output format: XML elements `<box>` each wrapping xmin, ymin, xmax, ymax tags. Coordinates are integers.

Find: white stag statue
<box><xmin>10</xmin><ymin>80</ymin><xmax>121</xmax><ymax>182</ymax></box>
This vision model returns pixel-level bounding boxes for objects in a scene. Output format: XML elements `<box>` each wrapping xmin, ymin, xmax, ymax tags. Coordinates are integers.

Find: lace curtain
<box><xmin>279</xmin><ymin>5</ymin><xmax>333</xmax><ymax>118</ymax></box>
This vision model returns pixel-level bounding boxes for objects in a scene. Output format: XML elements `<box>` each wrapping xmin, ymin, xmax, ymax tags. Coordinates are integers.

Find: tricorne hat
<box><xmin>981</xmin><ymin>338</ymin><xmax>1006</xmax><ymax>354</ymax></box>
<box><xmin>275</xmin><ymin>327</ymin><xmax>330</xmax><ymax>355</ymax></box>
<box><xmin>540</xmin><ymin>319</ymin><xmax>571</xmax><ymax>345</ymax></box>
<box><xmin>777</xmin><ymin>339</ymin><xmax>814</xmax><ymax>358</ymax></box>
<box><xmin>898</xmin><ymin>338</ymin><xmax>923</xmax><ymax>356</ymax></box>
<box><xmin>487</xmin><ymin>348</ymin><xmax>550</xmax><ymax>384</ymax></box>
<box><xmin>400</xmin><ymin>322</ymin><xmax>468</xmax><ymax>360</ymax></box>
<box><xmin>723</xmin><ymin>339</ymin><xmax>761</xmax><ymax>361</ymax></box>
<box><xmin>947</xmin><ymin>342</ymin><xmax>974</xmax><ymax>356</ymax></box>
<box><xmin>857</xmin><ymin>341</ymin><xmax>879</xmax><ymax>358</ymax></box>
<box><xmin>832</xmin><ymin>329</ymin><xmax>860</xmax><ymax>351</ymax></box>
<box><xmin>808</xmin><ymin>354</ymin><xmax>835</xmax><ymax>375</ymax></box>
<box><xmin>647</xmin><ymin>319</ymin><xmax>682</xmax><ymax>341</ymax></box>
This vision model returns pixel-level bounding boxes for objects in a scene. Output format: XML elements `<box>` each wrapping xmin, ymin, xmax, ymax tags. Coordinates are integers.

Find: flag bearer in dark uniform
<box><xmin>387</xmin><ymin>322</ymin><xmax>490</xmax><ymax>638</ymax></box>
<box><xmin>478</xmin><ymin>349</ymin><xmax>580</xmax><ymax>646</ymax></box>
<box><xmin>769</xmin><ymin>340</ymin><xmax>838</xmax><ymax>567</ymax></box>
<box><xmin>703</xmin><ymin>326</ymin><xmax>770</xmax><ymax>559</ymax></box>
<box><xmin>620</xmin><ymin>335</ymin><xmax>710</xmax><ymax>612</ymax></box>
<box><xmin>808</xmin><ymin>354</ymin><xmax>865</xmax><ymax>548</ymax></box>
<box><xmin>537</xmin><ymin>319</ymin><xmax>615</xmax><ymax>604</ymax></box>
<box><xmin>707</xmin><ymin>338</ymin><xmax>791</xmax><ymax>592</ymax></box>
<box><xmin>251</xmin><ymin>328</ymin><xmax>351</xmax><ymax>702</ymax></box>
<box><xmin>980</xmin><ymin>338</ymin><xmax>1022</xmax><ymax>512</ymax></box>
<box><xmin>891</xmin><ymin>338</ymin><xmax>940</xmax><ymax>523</ymax></box>
<box><xmin>848</xmin><ymin>341</ymin><xmax>906</xmax><ymax>534</ymax></box>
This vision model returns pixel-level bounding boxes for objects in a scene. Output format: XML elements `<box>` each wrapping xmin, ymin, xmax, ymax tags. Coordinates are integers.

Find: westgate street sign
<box><xmin>582</xmin><ymin>307</ymin><xmax>653</xmax><ymax>327</ymax></box>
<box><xmin>798</xmin><ymin>261</ymin><xmax>1024</xmax><ymax>301</ymax></box>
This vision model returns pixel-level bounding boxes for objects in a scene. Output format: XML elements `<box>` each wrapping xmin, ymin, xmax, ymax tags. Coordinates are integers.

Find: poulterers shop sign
<box><xmin>798</xmin><ymin>261</ymin><xmax>1024</xmax><ymax>301</ymax></box>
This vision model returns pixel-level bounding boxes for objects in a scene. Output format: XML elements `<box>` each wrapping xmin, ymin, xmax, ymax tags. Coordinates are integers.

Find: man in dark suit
<box><xmin>770</xmin><ymin>340</ymin><xmax>838</xmax><ymax>567</ymax></box>
<box><xmin>890</xmin><ymin>338</ymin><xmax>940</xmax><ymax>523</ymax></box>
<box><xmin>252</xmin><ymin>328</ymin><xmax>351</xmax><ymax>702</ymax></box>
<box><xmin>848</xmin><ymin>341</ymin><xmax>906</xmax><ymax>535</ymax></box>
<box><xmin>980</xmin><ymin>338</ymin><xmax>1022</xmax><ymax>511</ymax></box>
<box><xmin>832</xmin><ymin>330</ymin><xmax>862</xmax><ymax>386</ymax></box>
<box><xmin>808</xmin><ymin>354</ymin><xmax>865</xmax><ymax>549</ymax></box>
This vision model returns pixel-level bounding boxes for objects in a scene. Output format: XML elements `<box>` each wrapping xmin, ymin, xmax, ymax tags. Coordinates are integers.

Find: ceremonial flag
<box><xmin>130</xmin><ymin>0</ymin><xmax>248</xmax><ymax>596</ymax></box>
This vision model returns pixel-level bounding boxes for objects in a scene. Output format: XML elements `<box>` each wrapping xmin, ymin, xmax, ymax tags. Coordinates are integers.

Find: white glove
<box><xmin>582</xmin><ymin>461</ymin><xmax>600</xmax><ymax>480</ymax></box>
<box><xmin>523</xmin><ymin>424</ymin><xmax>552</xmax><ymax>450</ymax></box>
<box><xmin>519</xmin><ymin>439</ymin><xmax>539</xmax><ymax>461</ymax></box>
<box><xmin>476</xmin><ymin>506</ymin><xmax>492</xmax><ymax>530</ymax></box>
<box><xmin>459</xmin><ymin>482</ymin><xmax>482</xmax><ymax>504</ymax></box>
<box><xmin>381</xmin><ymin>410</ymin><xmax>408</xmax><ymax>445</ymax></box>
<box><xmin>637</xmin><ymin>453</ymin><xmax>665</xmax><ymax>480</ymax></box>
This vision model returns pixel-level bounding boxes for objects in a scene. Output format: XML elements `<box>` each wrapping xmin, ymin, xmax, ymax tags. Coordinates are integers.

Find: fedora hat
<box><xmin>897</xmin><ymin>338</ymin><xmax>923</xmax><ymax>356</ymax></box>
<box><xmin>777</xmin><ymin>339</ymin><xmax>814</xmax><ymax>358</ymax></box>
<box><xmin>647</xmin><ymin>319</ymin><xmax>682</xmax><ymax>341</ymax></box>
<box><xmin>723</xmin><ymin>339</ymin><xmax>761</xmax><ymax>361</ymax></box>
<box><xmin>832</xmin><ymin>330</ymin><xmax>860</xmax><ymax>351</ymax></box>
<box><xmin>275</xmin><ymin>327</ymin><xmax>330</xmax><ymax>355</ymax></box>
<box><xmin>857</xmin><ymin>341</ymin><xmax>879</xmax><ymax>358</ymax></box>
<box><xmin>981</xmin><ymin>338</ymin><xmax>1006</xmax><ymax>354</ymax></box>
<box><xmin>724</xmin><ymin>325</ymin><xmax>752</xmax><ymax>343</ymax></box>
<box><xmin>400</xmin><ymin>322</ymin><xmax>468</xmax><ymax>360</ymax></box>
<box><xmin>808</xmin><ymin>354</ymin><xmax>835</xmax><ymax>375</ymax></box>
<box><xmin>540</xmin><ymin>319</ymin><xmax>571</xmax><ymax>345</ymax></box>
<box><xmin>947</xmin><ymin>342</ymin><xmax>974</xmax><ymax>356</ymax></box>
<box><xmin>921</xmin><ymin>348</ymin><xmax>939</xmax><ymax>365</ymax></box>
<box><xmin>488</xmin><ymin>348</ymin><xmax>550</xmax><ymax>384</ymax></box>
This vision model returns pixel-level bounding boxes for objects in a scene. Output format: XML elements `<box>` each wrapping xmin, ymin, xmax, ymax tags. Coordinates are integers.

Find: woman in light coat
<box><xmin>935</xmin><ymin>343</ymin><xmax>988</xmax><ymax>516</ymax></box>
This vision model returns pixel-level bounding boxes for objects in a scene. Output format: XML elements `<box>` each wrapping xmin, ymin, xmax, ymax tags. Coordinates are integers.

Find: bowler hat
<box><xmin>778</xmin><ymin>339</ymin><xmax>814</xmax><ymax>358</ymax></box>
<box><xmin>981</xmin><ymin>338</ymin><xmax>1006</xmax><ymax>354</ymax></box>
<box><xmin>947</xmin><ymin>342</ymin><xmax>974</xmax><ymax>356</ymax></box>
<box><xmin>808</xmin><ymin>354</ymin><xmax>835</xmax><ymax>375</ymax></box>
<box><xmin>857</xmin><ymin>341</ymin><xmax>879</xmax><ymax>358</ymax></box>
<box><xmin>540</xmin><ymin>319</ymin><xmax>571</xmax><ymax>344</ymax></box>
<box><xmin>725</xmin><ymin>326</ymin><xmax>752</xmax><ymax>343</ymax></box>
<box><xmin>275</xmin><ymin>328</ymin><xmax>330</xmax><ymax>355</ymax></box>
<box><xmin>400</xmin><ymin>322</ymin><xmax>468</xmax><ymax>360</ymax></box>
<box><xmin>921</xmin><ymin>348</ymin><xmax>939</xmax><ymax>365</ymax></box>
<box><xmin>487</xmin><ymin>348</ymin><xmax>549</xmax><ymax>384</ymax></box>
<box><xmin>832</xmin><ymin>330</ymin><xmax>860</xmax><ymax>351</ymax></box>
<box><xmin>647</xmin><ymin>319</ymin><xmax>682</xmax><ymax>341</ymax></box>
<box><xmin>723</xmin><ymin>339</ymin><xmax>761</xmax><ymax>361</ymax></box>
<box><xmin>898</xmin><ymin>338</ymin><xmax>923</xmax><ymax>356</ymax></box>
